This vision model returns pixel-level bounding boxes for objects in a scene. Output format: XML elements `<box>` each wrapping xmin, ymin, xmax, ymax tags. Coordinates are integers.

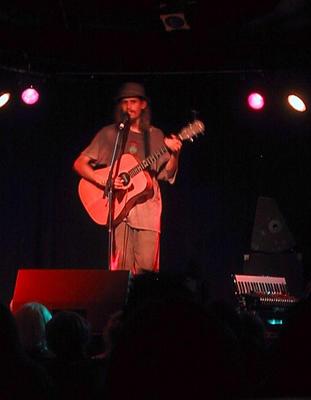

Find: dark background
<box><xmin>1</xmin><ymin>0</ymin><xmax>311</xmax><ymax>305</ymax></box>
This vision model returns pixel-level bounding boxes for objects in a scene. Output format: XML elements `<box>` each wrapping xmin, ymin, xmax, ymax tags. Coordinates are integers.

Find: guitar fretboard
<box><xmin>127</xmin><ymin>119</ymin><xmax>204</xmax><ymax>178</ymax></box>
<box><xmin>129</xmin><ymin>145</ymin><xmax>168</xmax><ymax>178</ymax></box>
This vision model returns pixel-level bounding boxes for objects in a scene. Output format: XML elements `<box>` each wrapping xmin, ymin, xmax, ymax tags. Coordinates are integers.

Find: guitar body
<box><xmin>78</xmin><ymin>153</ymin><xmax>153</xmax><ymax>226</ymax></box>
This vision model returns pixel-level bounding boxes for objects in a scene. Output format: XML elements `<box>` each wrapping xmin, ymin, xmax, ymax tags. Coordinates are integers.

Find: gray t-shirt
<box><xmin>81</xmin><ymin>124</ymin><xmax>176</xmax><ymax>232</ymax></box>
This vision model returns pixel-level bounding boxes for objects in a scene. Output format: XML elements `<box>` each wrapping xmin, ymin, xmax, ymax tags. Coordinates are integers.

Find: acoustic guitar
<box><xmin>78</xmin><ymin>119</ymin><xmax>205</xmax><ymax>225</ymax></box>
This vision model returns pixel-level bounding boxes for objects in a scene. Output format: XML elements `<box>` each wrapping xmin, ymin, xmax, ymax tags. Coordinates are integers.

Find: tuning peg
<box><xmin>191</xmin><ymin>109</ymin><xmax>199</xmax><ymax>120</ymax></box>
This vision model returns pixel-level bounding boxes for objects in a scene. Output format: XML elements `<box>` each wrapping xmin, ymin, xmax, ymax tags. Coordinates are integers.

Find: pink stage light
<box><xmin>21</xmin><ymin>86</ymin><xmax>40</xmax><ymax>105</ymax></box>
<box><xmin>247</xmin><ymin>92</ymin><xmax>265</xmax><ymax>110</ymax></box>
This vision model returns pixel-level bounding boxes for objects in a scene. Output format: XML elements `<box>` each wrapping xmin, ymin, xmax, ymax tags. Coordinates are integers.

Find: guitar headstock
<box><xmin>178</xmin><ymin>119</ymin><xmax>205</xmax><ymax>142</ymax></box>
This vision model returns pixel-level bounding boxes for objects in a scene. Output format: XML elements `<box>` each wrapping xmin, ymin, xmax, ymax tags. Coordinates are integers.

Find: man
<box><xmin>73</xmin><ymin>82</ymin><xmax>182</xmax><ymax>274</ymax></box>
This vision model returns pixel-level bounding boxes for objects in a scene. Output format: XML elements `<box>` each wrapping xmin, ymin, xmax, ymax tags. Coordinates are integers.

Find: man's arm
<box><xmin>164</xmin><ymin>135</ymin><xmax>182</xmax><ymax>179</ymax></box>
<box><xmin>73</xmin><ymin>154</ymin><xmax>104</xmax><ymax>187</ymax></box>
<box><xmin>73</xmin><ymin>154</ymin><xmax>125</xmax><ymax>189</ymax></box>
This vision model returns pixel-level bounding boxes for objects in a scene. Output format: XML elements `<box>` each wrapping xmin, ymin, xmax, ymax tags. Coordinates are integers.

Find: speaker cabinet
<box><xmin>10</xmin><ymin>269</ymin><xmax>130</xmax><ymax>334</ymax></box>
<box><xmin>251</xmin><ymin>196</ymin><xmax>296</xmax><ymax>253</ymax></box>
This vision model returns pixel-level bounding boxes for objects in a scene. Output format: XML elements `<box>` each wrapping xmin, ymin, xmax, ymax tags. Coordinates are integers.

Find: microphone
<box><xmin>118</xmin><ymin>112</ymin><xmax>130</xmax><ymax>130</ymax></box>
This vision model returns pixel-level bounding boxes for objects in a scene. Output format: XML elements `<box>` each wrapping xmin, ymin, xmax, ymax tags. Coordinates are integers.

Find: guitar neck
<box><xmin>129</xmin><ymin>145</ymin><xmax>168</xmax><ymax>178</ymax></box>
<box><xmin>128</xmin><ymin>120</ymin><xmax>204</xmax><ymax>178</ymax></box>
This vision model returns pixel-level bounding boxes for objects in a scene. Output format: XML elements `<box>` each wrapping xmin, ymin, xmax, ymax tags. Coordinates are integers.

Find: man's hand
<box><xmin>113</xmin><ymin>176</ymin><xmax>126</xmax><ymax>190</ymax></box>
<box><xmin>164</xmin><ymin>135</ymin><xmax>182</xmax><ymax>154</ymax></box>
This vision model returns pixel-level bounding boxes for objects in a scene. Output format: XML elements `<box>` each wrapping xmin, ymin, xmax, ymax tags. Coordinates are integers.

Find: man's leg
<box><xmin>134</xmin><ymin>229</ymin><xmax>160</xmax><ymax>274</ymax></box>
<box><xmin>113</xmin><ymin>221</ymin><xmax>135</xmax><ymax>273</ymax></box>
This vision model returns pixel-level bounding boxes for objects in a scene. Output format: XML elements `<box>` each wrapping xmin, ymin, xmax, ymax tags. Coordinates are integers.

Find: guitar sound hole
<box><xmin>119</xmin><ymin>172</ymin><xmax>131</xmax><ymax>186</ymax></box>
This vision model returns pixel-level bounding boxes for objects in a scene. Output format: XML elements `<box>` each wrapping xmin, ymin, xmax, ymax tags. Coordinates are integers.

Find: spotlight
<box><xmin>0</xmin><ymin>91</ymin><xmax>11</xmax><ymax>108</ymax></box>
<box><xmin>160</xmin><ymin>12</ymin><xmax>190</xmax><ymax>31</ymax></box>
<box><xmin>21</xmin><ymin>86</ymin><xmax>40</xmax><ymax>105</ymax></box>
<box><xmin>247</xmin><ymin>92</ymin><xmax>265</xmax><ymax>111</ymax></box>
<box><xmin>287</xmin><ymin>94</ymin><xmax>307</xmax><ymax>112</ymax></box>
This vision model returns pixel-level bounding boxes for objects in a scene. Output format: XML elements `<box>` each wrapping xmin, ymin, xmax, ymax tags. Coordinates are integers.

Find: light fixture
<box><xmin>160</xmin><ymin>12</ymin><xmax>190</xmax><ymax>31</ymax></box>
<box><xmin>287</xmin><ymin>94</ymin><xmax>307</xmax><ymax>112</ymax></box>
<box><xmin>0</xmin><ymin>91</ymin><xmax>11</xmax><ymax>108</ymax></box>
<box><xmin>247</xmin><ymin>92</ymin><xmax>265</xmax><ymax>111</ymax></box>
<box><xmin>21</xmin><ymin>85</ymin><xmax>40</xmax><ymax>105</ymax></box>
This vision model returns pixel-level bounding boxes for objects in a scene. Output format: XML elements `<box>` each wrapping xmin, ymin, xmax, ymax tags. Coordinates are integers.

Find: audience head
<box><xmin>124</xmin><ymin>271</ymin><xmax>196</xmax><ymax>315</ymax></box>
<box><xmin>105</xmin><ymin>273</ymin><xmax>244</xmax><ymax>399</ymax></box>
<box><xmin>0</xmin><ymin>302</ymin><xmax>23</xmax><ymax>358</ymax></box>
<box><xmin>14</xmin><ymin>302</ymin><xmax>52</xmax><ymax>355</ymax></box>
<box><xmin>46</xmin><ymin>310</ymin><xmax>91</xmax><ymax>360</ymax></box>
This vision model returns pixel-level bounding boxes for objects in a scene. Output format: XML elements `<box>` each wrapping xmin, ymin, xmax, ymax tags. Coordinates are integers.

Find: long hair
<box><xmin>114</xmin><ymin>101</ymin><xmax>152</xmax><ymax>134</ymax></box>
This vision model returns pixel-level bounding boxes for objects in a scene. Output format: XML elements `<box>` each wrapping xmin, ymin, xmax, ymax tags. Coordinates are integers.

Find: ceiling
<box><xmin>1</xmin><ymin>0</ymin><xmax>311</xmax><ymax>76</ymax></box>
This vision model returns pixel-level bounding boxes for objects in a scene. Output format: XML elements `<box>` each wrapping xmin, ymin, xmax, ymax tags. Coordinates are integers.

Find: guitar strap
<box><xmin>143</xmin><ymin>127</ymin><xmax>150</xmax><ymax>164</ymax></box>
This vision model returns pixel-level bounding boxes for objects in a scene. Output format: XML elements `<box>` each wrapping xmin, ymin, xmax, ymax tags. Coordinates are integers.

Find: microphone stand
<box><xmin>105</xmin><ymin>117</ymin><xmax>129</xmax><ymax>271</ymax></box>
